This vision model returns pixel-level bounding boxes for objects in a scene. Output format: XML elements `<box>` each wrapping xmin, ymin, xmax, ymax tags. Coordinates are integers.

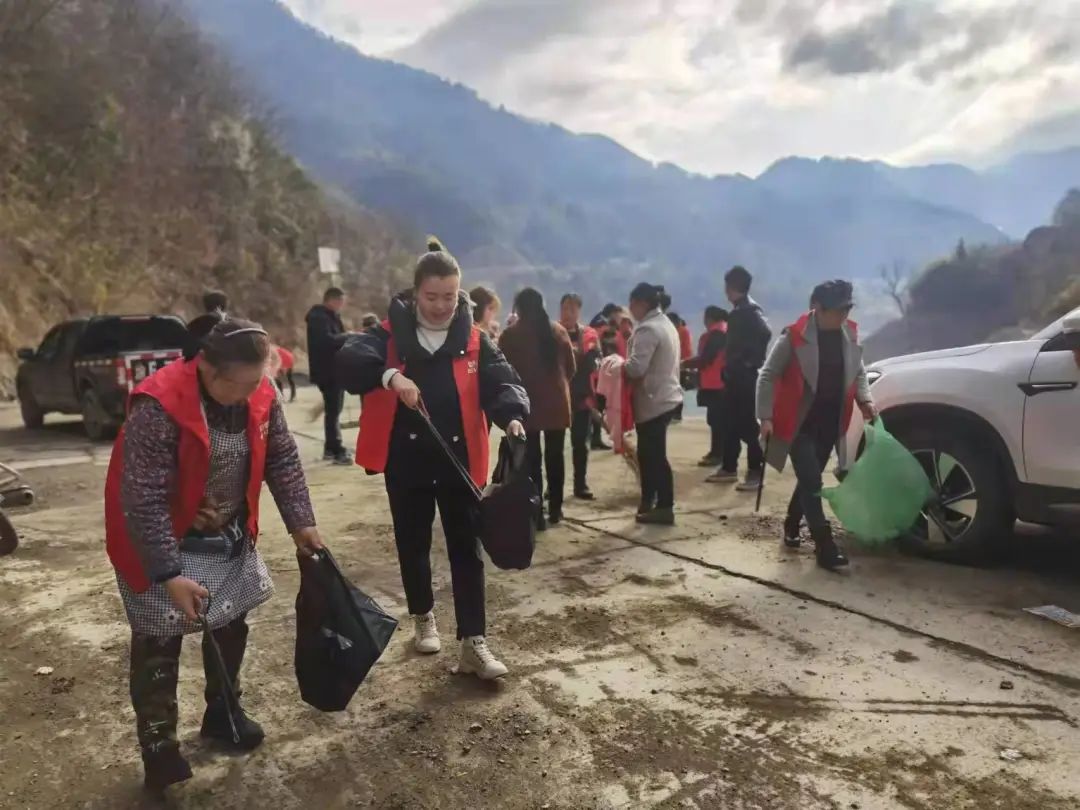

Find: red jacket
<box><xmin>677</xmin><ymin>324</ymin><xmax>693</xmax><ymax>362</ymax></box>
<box><xmin>104</xmin><ymin>359</ymin><xmax>277</xmax><ymax>593</ymax></box>
<box><xmin>698</xmin><ymin>322</ymin><xmax>728</xmax><ymax>391</ymax></box>
<box><xmin>355</xmin><ymin>322</ymin><xmax>489</xmax><ymax>487</ymax></box>
<box><xmin>772</xmin><ymin>314</ymin><xmax>859</xmax><ymax>443</ymax></box>
<box><xmin>276</xmin><ymin>346</ymin><xmax>294</xmax><ymax>371</ymax></box>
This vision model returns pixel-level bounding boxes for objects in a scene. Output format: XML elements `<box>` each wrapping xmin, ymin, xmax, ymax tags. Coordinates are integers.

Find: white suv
<box><xmin>845</xmin><ymin>307</ymin><xmax>1080</xmax><ymax>562</ymax></box>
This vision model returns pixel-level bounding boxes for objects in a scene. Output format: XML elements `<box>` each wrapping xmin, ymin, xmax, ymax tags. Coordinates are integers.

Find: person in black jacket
<box><xmin>717</xmin><ymin>266</ymin><xmax>772</xmax><ymax>490</ymax></box>
<box><xmin>560</xmin><ymin>293</ymin><xmax>602</xmax><ymax>499</ymax></box>
<box><xmin>183</xmin><ymin>290</ymin><xmax>230</xmax><ymax>361</ymax></box>
<box><xmin>306</xmin><ymin>288</ymin><xmax>351</xmax><ymax>464</ymax></box>
<box><xmin>683</xmin><ymin>306</ymin><xmax>729</xmax><ymax>467</ymax></box>
<box><xmin>336</xmin><ymin>239</ymin><xmax>529</xmax><ymax>680</ymax></box>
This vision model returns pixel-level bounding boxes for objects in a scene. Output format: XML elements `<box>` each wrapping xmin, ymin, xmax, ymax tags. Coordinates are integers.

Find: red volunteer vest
<box><xmin>772</xmin><ymin>314</ymin><xmax>859</xmax><ymax>443</ymax></box>
<box><xmin>104</xmin><ymin>359</ymin><xmax>276</xmax><ymax>593</ymax></box>
<box><xmin>677</xmin><ymin>324</ymin><xmax>693</xmax><ymax>362</ymax></box>
<box><xmin>698</xmin><ymin>322</ymin><xmax>728</xmax><ymax>391</ymax></box>
<box><xmin>580</xmin><ymin>325</ymin><xmax>599</xmax><ymax>355</ymax></box>
<box><xmin>355</xmin><ymin>322</ymin><xmax>489</xmax><ymax>487</ymax></box>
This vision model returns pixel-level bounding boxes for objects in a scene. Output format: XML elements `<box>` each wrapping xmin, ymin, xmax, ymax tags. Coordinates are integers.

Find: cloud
<box><xmin>787</xmin><ymin>4</ymin><xmax>942</xmax><ymax>76</ymax></box>
<box><xmin>785</xmin><ymin>2</ymin><xmax>1074</xmax><ymax>84</ymax></box>
<box><xmin>292</xmin><ymin>0</ymin><xmax>1080</xmax><ymax>176</ymax></box>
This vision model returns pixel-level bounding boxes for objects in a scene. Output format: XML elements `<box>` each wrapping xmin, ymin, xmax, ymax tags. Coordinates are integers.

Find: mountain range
<box><xmin>182</xmin><ymin>0</ymin><xmax>1080</xmax><ymax>325</ymax></box>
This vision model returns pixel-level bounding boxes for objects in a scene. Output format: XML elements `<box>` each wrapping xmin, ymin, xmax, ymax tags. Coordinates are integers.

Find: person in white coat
<box><xmin>624</xmin><ymin>283</ymin><xmax>683</xmax><ymax>525</ymax></box>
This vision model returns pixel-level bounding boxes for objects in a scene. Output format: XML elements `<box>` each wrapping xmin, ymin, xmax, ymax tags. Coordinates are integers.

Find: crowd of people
<box><xmin>104</xmin><ymin>237</ymin><xmax>875</xmax><ymax>792</ymax></box>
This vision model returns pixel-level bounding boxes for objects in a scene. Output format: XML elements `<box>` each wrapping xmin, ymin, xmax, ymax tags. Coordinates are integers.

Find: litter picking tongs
<box><xmin>198</xmin><ymin>594</ymin><xmax>242</xmax><ymax>746</ymax></box>
<box><xmin>415</xmin><ymin>398</ymin><xmax>484</xmax><ymax>503</ymax></box>
<box><xmin>755</xmin><ymin>436</ymin><xmax>770</xmax><ymax>513</ymax></box>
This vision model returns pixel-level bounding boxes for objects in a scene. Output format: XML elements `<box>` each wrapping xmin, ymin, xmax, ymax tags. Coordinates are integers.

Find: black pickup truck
<box><xmin>16</xmin><ymin>315</ymin><xmax>188</xmax><ymax>440</ymax></box>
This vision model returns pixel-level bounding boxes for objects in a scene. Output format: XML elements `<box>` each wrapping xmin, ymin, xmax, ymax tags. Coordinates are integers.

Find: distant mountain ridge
<box><xmin>760</xmin><ymin>149</ymin><xmax>1080</xmax><ymax>238</ymax></box>
<box><xmin>182</xmin><ymin>0</ymin><xmax>1080</xmax><ymax>323</ymax></box>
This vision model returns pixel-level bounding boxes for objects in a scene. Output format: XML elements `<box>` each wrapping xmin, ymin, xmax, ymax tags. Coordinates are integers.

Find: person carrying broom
<box><xmin>756</xmin><ymin>280</ymin><xmax>876</xmax><ymax>570</ymax></box>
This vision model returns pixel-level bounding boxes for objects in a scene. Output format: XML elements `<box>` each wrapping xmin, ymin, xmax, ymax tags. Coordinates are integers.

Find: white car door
<box><xmin>1022</xmin><ymin>329</ymin><xmax>1080</xmax><ymax>488</ymax></box>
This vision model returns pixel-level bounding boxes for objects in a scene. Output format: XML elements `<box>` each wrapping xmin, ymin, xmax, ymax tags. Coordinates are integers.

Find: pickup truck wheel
<box><xmin>889</xmin><ymin>423</ymin><xmax>1013</xmax><ymax>565</ymax></box>
<box><xmin>18</xmin><ymin>385</ymin><xmax>45</xmax><ymax>429</ymax></box>
<box><xmin>81</xmin><ymin>388</ymin><xmax>116</xmax><ymax>442</ymax></box>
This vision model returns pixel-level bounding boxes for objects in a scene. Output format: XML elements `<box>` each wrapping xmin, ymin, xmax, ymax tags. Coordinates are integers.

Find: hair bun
<box><xmin>655</xmin><ymin>284</ymin><xmax>665</xmax><ymax>293</ymax></box>
<box><xmin>426</xmin><ymin>236</ymin><xmax>444</xmax><ymax>253</ymax></box>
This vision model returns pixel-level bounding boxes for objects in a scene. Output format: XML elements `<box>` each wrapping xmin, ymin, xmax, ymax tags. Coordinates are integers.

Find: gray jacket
<box><xmin>756</xmin><ymin>314</ymin><xmax>872</xmax><ymax>472</ymax></box>
<box><xmin>625</xmin><ymin>308</ymin><xmax>684</xmax><ymax>423</ymax></box>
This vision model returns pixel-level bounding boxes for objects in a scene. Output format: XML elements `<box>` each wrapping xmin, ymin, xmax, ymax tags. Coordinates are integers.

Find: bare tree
<box><xmin>879</xmin><ymin>260</ymin><xmax>910</xmax><ymax>317</ymax></box>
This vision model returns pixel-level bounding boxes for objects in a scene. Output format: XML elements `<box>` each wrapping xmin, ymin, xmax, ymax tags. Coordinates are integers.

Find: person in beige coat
<box><xmin>499</xmin><ymin>288</ymin><xmax>576</xmax><ymax>529</ymax></box>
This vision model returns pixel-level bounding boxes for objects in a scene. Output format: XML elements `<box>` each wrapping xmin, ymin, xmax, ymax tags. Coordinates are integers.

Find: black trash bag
<box><xmin>479</xmin><ymin>436</ymin><xmax>538</xmax><ymax>571</ymax></box>
<box><xmin>295</xmin><ymin>547</ymin><xmax>398</xmax><ymax>712</ymax></box>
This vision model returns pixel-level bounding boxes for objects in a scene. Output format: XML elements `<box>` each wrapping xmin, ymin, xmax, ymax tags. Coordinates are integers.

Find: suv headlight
<box><xmin>867</xmin><ymin>369</ymin><xmax>883</xmax><ymax>386</ymax></box>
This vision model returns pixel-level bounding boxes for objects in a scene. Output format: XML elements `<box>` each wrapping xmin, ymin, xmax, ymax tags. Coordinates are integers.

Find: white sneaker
<box><xmin>413</xmin><ymin>612</ymin><xmax>441</xmax><ymax>654</ymax></box>
<box><xmin>458</xmin><ymin>636</ymin><xmax>508</xmax><ymax>680</ymax></box>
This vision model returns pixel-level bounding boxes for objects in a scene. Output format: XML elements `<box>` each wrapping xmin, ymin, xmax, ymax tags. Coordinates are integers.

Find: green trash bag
<box><xmin>821</xmin><ymin>420</ymin><xmax>933</xmax><ymax>545</ymax></box>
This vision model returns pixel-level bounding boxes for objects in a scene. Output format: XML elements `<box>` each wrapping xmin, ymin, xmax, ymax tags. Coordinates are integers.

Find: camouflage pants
<box><xmin>129</xmin><ymin>615</ymin><xmax>248</xmax><ymax>756</ymax></box>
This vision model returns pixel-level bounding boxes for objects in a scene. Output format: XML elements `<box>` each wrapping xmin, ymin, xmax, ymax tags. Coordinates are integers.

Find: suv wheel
<box><xmin>17</xmin><ymin>385</ymin><xmax>45</xmax><ymax>429</ymax></box>
<box><xmin>81</xmin><ymin>387</ymin><xmax>116</xmax><ymax>442</ymax></box>
<box><xmin>888</xmin><ymin>422</ymin><xmax>1013</xmax><ymax>564</ymax></box>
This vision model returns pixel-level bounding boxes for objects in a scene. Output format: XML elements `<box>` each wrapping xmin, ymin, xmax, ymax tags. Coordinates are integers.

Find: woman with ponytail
<box><xmin>625</xmin><ymin>283</ymin><xmax>683</xmax><ymax>525</ymax></box>
<box><xmin>499</xmin><ymin>288</ymin><xmax>576</xmax><ymax>529</ymax></box>
<box><xmin>336</xmin><ymin>238</ymin><xmax>529</xmax><ymax>681</ymax></box>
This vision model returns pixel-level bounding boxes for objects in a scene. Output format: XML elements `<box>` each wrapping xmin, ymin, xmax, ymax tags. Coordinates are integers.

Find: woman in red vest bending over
<box><xmin>756</xmin><ymin>280</ymin><xmax>876</xmax><ymax>570</ymax></box>
<box><xmin>682</xmin><ymin>305</ymin><xmax>729</xmax><ymax>468</ymax></box>
<box><xmin>104</xmin><ymin>319</ymin><xmax>323</xmax><ymax>792</ymax></box>
<box><xmin>336</xmin><ymin>239</ymin><xmax>529</xmax><ymax>680</ymax></box>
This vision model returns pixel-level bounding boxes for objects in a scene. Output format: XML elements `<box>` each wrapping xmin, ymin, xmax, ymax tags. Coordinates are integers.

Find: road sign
<box><xmin>318</xmin><ymin>247</ymin><xmax>341</xmax><ymax>275</ymax></box>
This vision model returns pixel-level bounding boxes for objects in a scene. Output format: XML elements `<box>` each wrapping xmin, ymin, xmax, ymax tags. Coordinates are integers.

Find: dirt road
<box><xmin>3</xmin><ymin>390</ymin><xmax>1080</xmax><ymax>809</ymax></box>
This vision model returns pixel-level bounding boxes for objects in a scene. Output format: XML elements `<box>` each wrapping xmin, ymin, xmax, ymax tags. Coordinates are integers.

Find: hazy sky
<box><xmin>282</xmin><ymin>0</ymin><xmax>1080</xmax><ymax>176</ymax></box>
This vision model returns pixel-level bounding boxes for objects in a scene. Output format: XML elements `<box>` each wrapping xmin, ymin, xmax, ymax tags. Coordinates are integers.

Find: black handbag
<box><xmin>416</xmin><ymin>404</ymin><xmax>537</xmax><ymax>571</ymax></box>
<box><xmin>481</xmin><ymin>437</ymin><xmax>538</xmax><ymax>570</ymax></box>
<box><xmin>294</xmin><ymin>547</ymin><xmax>398</xmax><ymax>712</ymax></box>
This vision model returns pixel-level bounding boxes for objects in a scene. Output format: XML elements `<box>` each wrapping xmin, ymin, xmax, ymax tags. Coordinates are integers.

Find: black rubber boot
<box><xmin>812</xmin><ymin>524</ymin><xmax>849</xmax><ymax>571</ymax></box>
<box><xmin>200</xmin><ymin>697</ymin><xmax>265</xmax><ymax>751</ymax></box>
<box><xmin>142</xmin><ymin>746</ymin><xmax>193</xmax><ymax>793</ymax></box>
<box><xmin>548</xmin><ymin>502</ymin><xmax>563</xmax><ymax>525</ymax></box>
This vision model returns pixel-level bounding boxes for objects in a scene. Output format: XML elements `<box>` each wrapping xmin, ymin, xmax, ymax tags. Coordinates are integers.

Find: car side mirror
<box><xmin>16</xmin><ymin>348</ymin><xmax>35</xmax><ymax>361</ymax></box>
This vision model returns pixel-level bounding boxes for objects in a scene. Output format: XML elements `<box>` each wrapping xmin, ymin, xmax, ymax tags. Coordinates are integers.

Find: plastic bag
<box><xmin>479</xmin><ymin>437</ymin><xmax>538</xmax><ymax>570</ymax></box>
<box><xmin>295</xmin><ymin>547</ymin><xmax>398</xmax><ymax>712</ymax></box>
<box><xmin>821</xmin><ymin>420</ymin><xmax>933</xmax><ymax>544</ymax></box>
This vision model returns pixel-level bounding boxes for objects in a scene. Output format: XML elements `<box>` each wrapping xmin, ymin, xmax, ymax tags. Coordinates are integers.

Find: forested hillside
<box><xmin>0</xmin><ymin>0</ymin><xmax>411</xmax><ymax>393</ymax></box>
<box><xmin>865</xmin><ymin>190</ymin><xmax>1080</xmax><ymax>361</ymax></box>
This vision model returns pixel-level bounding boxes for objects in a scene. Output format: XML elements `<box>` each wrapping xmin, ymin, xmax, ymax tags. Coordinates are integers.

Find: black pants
<box><xmin>527</xmin><ymin>429</ymin><xmax>566</xmax><ymax>512</ymax></box>
<box><xmin>722</xmin><ymin>376</ymin><xmax>763</xmax><ymax>474</ymax></box>
<box><xmin>129</xmin><ymin>615</ymin><xmax>248</xmax><ymax>757</ymax></box>
<box><xmin>591</xmin><ymin>395</ymin><xmax>608</xmax><ymax>447</ymax></box>
<box><xmin>636</xmin><ymin>409</ymin><xmax>676</xmax><ymax>510</ymax></box>
<box><xmin>786</xmin><ymin>426</ymin><xmax>837</xmax><ymax>535</ymax></box>
<box><xmin>570</xmin><ymin>410</ymin><xmax>591</xmax><ymax>492</ymax></box>
<box><xmin>276</xmin><ymin>370</ymin><xmax>296</xmax><ymax>402</ymax></box>
<box><xmin>386</xmin><ymin>482</ymin><xmax>485</xmax><ymax>639</ymax></box>
<box><xmin>704</xmin><ymin>392</ymin><xmax>727</xmax><ymax>459</ymax></box>
<box><xmin>318</xmin><ymin>383</ymin><xmax>345</xmax><ymax>455</ymax></box>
